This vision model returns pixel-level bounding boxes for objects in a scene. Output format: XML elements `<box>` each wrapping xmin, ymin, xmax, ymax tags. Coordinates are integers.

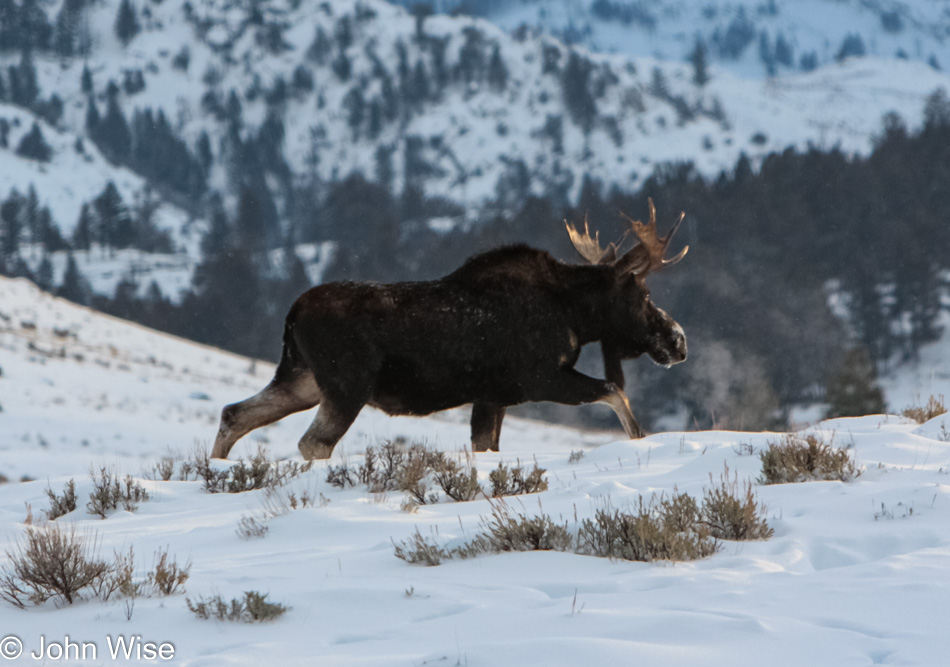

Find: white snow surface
<box><xmin>1</xmin><ymin>275</ymin><xmax>950</xmax><ymax>665</ymax></box>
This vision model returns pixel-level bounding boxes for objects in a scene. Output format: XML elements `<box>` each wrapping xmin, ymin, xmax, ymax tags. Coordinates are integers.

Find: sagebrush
<box><xmin>396</xmin><ymin>474</ymin><xmax>774</xmax><ymax>566</ymax></box>
<box><xmin>0</xmin><ymin>525</ymin><xmax>190</xmax><ymax>608</ymax></box>
<box><xmin>759</xmin><ymin>433</ymin><xmax>859</xmax><ymax>484</ymax></box>
<box><xmin>44</xmin><ymin>479</ymin><xmax>77</xmax><ymax>520</ymax></box>
<box><xmin>87</xmin><ymin>467</ymin><xmax>149</xmax><ymax>518</ymax></box>
<box><xmin>327</xmin><ymin>440</ymin><xmax>548</xmax><ymax>504</ymax></box>
<box><xmin>902</xmin><ymin>394</ymin><xmax>946</xmax><ymax>424</ymax></box>
<box><xmin>187</xmin><ymin>591</ymin><xmax>288</xmax><ymax>622</ymax></box>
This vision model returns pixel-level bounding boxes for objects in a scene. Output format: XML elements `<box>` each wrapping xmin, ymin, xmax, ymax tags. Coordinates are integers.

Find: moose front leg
<box><xmin>471</xmin><ymin>402</ymin><xmax>507</xmax><ymax>452</ymax></box>
<box><xmin>532</xmin><ymin>369</ymin><xmax>644</xmax><ymax>440</ymax></box>
<box><xmin>601</xmin><ymin>343</ymin><xmax>626</xmax><ymax>390</ymax></box>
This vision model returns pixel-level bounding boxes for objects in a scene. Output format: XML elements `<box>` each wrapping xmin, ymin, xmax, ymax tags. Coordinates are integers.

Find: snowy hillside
<box><xmin>5</xmin><ymin>0</ymin><xmax>949</xmax><ymax>219</ymax></box>
<box><xmin>1</xmin><ymin>275</ymin><xmax>949</xmax><ymax>665</ymax></box>
<box><xmin>455</xmin><ymin>0</ymin><xmax>950</xmax><ymax>79</ymax></box>
<box><xmin>0</xmin><ymin>275</ymin><xmax>606</xmax><ymax>481</ymax></box>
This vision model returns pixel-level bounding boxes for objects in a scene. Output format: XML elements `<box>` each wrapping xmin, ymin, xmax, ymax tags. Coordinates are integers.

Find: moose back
<box><xmin>211</xmin><ymin>201</ymin><xmax>688</xmax><ymax>460</ymax></box>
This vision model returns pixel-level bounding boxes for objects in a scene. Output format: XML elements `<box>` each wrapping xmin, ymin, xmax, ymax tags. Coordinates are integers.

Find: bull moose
<box><xmin>211</xmin><ymin>200</ymin><xmax>688</xmax><ymax>460</ymax></box>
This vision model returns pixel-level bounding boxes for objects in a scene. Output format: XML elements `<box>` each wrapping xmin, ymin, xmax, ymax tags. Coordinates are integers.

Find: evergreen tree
<box><xmin>19</xmin><ymin>0</ymin><xmax>51</xmax><ymax>52</ymax></box>
<box><xmin>690</xmin><ymin>40</ymin><xmax>710</xmax><ymax>87</ymax></box>
<box><xmin>200</xmin><ymin>205</ymin><xmax>232</xmax><ymax>257</ymax></box>
<box><xmin>774</xmin><ymin>33</ymin><xmax>794</xmax><ymax>67</ymax></box>
<box><xmin>72</xmin><ymin>202</ymin><xmax>95</xmax><ymax>250</ymax></box>
<box><xmin>824</xmin><ymin>347</ymin><xmax>885</xmax><ymax>418</ymax></box>
<box><xmin>84</xmin><ymin>95</ymin><xmax>100</xmax><ymax>134</ymax></box>
<box><xmin>234</xmin><ymin>183</ymin><xmax>270</xmax><ymax>250</ymax></box>
<box><xmin>55</xmin><ymin>0</ymin><xmax>86</xmax><ymax>58</ymax></box>
<box><xmin>37</xmin><ymin>206</ymin><xmax>67</xmax><ymax>251</ymax></box>
<box><xmin>344</xmin><ymin>87</ymin><xmax>365</xmax><ymax>135</ymax></box>
<box><xmin>408</xmin><ymin>60</ymin><xmax>430</xmax><ymax>105</ymax></box>
<box><xmin>111</xmin><ymin>274</ymin><xmax>140</xmax><ymax>320</ymax></box>
<box><xmin>836</xmin><ymin>33</ymin><xmax>866</xmax><ymax>61</ymax></box>
<box><xmin>15</xmin><ymin>122</ymin><xmax>52</xmax><ymax>162</ymax></box>
<box><xmin>23</xmin><ymin>186</ymin><xmax>39</xmax><ymax>244</ymax></box>
<box><xmin>93</xmin><ymin>182</ymin><xmax>132</xmax><ymax>249</ymax></box>
<box><xmin>374</xmin><ymin>145</ymin><xmax>394</xmax><ymax>192</ymax></box>
<box><xmin>185</xmin><ymin>248</ymin><xmax>263</xmax><ymax>355</ymax></box>
<box><xmin>114</xmin><ymin>0</ymin><xmax>140</xmax><ymax>46</ymax></box>
<box><xmin>0</xmin><ymin>0</ymin><xmax>20</xmax><ymax>52</ymax></box>
<box><xmin>0</xmin><ymin>189</ymin><xmax>24</xmax><ymax>260</ymax></box>
<box><xmin>196</xmin><ymin>130</ymin><xmax>213</xmax><ymax>174</ymax></box>
<box><xmin>649</xmin><ymin>66</ymin><xmax>670</xmax><ymax>99</ymax></box>
<box><xmin>306</xmin><ymin>26</ymin><xmax>331</xmax><ymax>64</ymax></box>
<box><xmin>561</xmin><ymin>52</ymin><xmax>596</xmax><ymax>132</ymax></box>
<box><xmin>487</xmin><ymin>44</ymin><xmax>508</xmax><ymax>91</ymax></box>
<box><xmin>12</xmin><ymin>49</ymin><xmax>39</xmax><ymax>107</ymax></box>
<box><xmin>458</xmin><ymin>27</ymin><xmax>485</xmax><ymax>84</ymax></box>
<box><xmin>35</xmin><ymin>251</ymin><xmax>53</xmax><ymax>291</ymax></box>
<box><xmin>58</xmin><ymin>251</ymin><xmax>90</xmax><ymax>305</ymax></box>
<box><xmin>226</xmin><ymin>89</ymin><xmax>243</xmax><ymax>131</ymax></box>
<box><xmin>97</xmin><ymin>93</ymin><xmax>132</xmax><ymax>162</ymax></box>
<box><xmin>331</xmin><ymin>48</ymin><xmax>351</xmax><ymax>81</ymax></box>
<box><xmin>411</xmin><ymin>2</ymin><xmax>433</xmax><ymax>40</ymax></box>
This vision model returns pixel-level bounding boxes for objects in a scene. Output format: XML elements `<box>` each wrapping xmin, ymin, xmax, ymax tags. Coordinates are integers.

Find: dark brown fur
<box><xmin>211</xmin><ymin>244</ymin><xmax>686</xmax><ymax>460</ymax></box>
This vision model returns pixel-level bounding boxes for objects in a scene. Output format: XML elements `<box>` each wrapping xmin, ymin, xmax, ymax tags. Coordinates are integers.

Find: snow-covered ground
<box><xmin>1</xmin><ymin>275</ymin><xmax>949</xmax><ymax>665</ymax></box>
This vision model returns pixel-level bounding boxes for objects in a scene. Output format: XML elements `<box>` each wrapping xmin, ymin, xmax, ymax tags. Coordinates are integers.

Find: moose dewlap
<box><xmin>211</xmin><ymin>200</ymin><xmax>688</xmax><ymax>460</ymax></box>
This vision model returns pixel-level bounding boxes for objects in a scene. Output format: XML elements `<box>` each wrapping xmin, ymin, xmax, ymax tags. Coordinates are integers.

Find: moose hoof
<box><xmin>298</xmin><ymin>441</ymin><xmax>335</xmax><ymax>460</ymax></box>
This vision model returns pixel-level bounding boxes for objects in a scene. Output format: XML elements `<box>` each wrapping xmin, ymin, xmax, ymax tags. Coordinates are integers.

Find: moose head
<box><xmin>565</xmin><ymin>198</ymin><xmax>688</xmax><ymax>371</ymax></box>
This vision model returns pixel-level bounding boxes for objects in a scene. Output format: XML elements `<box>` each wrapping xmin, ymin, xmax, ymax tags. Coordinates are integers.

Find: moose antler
<box><xmin>615</xmin><ymin>198</ymin><xmax>688</xmax><ymax>275</ymax></box>
<box><xmin>564</xmin><ymin>214</ymin><xmax>620</xmax><ymax>265</ymax></box>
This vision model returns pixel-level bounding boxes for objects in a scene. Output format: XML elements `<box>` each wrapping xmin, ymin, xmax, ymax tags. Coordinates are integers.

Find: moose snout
<box><xmin>671</xmin><ymin>327</ymin><xmax>687</xmax><ymax>364</ymax></box>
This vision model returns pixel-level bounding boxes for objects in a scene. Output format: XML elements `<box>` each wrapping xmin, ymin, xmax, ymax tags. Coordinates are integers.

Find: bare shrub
<box><xmin>358</xmin><ymin>440</ymin><xmax>408</xmax><ymax>491</ymax></box>
<box><xmin>392</xmin><ymin>528</ymin><xmax>449</xmax><ymax>566</ymax></box>
<box><xmin>237</xmin><ymin>514</ymin><xmax>269</xmax><ymax>539</ymax></box>
<box><xmin>568</xmin><ymin>450</ymin><xmax>585</xmax><ymax>463</ymax></box>
<box><xmin>338</xmin><ymin>443</ymin><xmax>548</xmax><ymax>505</ymax></box>
<box><xmin>397</xmin><ymin>444</ymin><xmax>437</xmax><ymax>504</ymax></box>
<box><xmin>187</xmin><ymin>591</ymin><xmax>288</xmax><ymax>622</ymax></box>
<box><xmin>198</xmin><ymin>447</ymin><xmax>312</xmax><ymax>493</ymax></box>
<box><xmin>575</xmin><ymin>495</ymin><xmax>717</xmax><ymax>562</ymax></box>
<box><xmin>146</xmin><ymin>547</ymin><xmax>190</xmax><ymax>596</ymax></box>
<box><xmin>105</xmin><ymin>546</ymin><xmax>139</xmax><ymax>601</ymax></box>
<box><xmin>87</xmin><ymin>467</ymin><xmax>149</xmax><ymax>518</ymax></box>
<box><xmin>456</xmin><ymin>500</ymin><xmax>571</xmax><ymax>557</ymax></box>
<box><xmin>260</xmin><ymin>484</ymin><xmax>327</xmax><ymax>518</ymax></box>
<box><xmin>902</xmin><ymin>394</ymin><xmax>947</xmax><ymax>424</ymax></box>
<box><xmin>488</xmin><ymin>460</ymin><xmax>548</xmax><ymax>497</ymax></box>
<box><xmin>431</xmin><ymin>455</ymin><xmax>482</xmax><ymax>502</ymax></box>
<box><xmin>325</xmin><ymin>461</ymin><xmax>357</xmax><ymax>488</ymax></box>
<box><xmin>759</xmin><ymin>433</ymin><xmax>859</xmax><ymax>484</ymax></box>
<box><xmin>701</xmin><ymin>465</ymin><xmax>773</xmax><ymax>540</ymax></box>
<box><xmin>0</xmin><ymin>525</ymin><xmax>112</xmax><ymax>607</ymax></box>
<box><xmin>144</xmin><ymin>456</ymin><xmax>176</xmax><ymax>482</ymax></box>
<box><xmin>44</xmin><ymin>479</ymin><xmax>77</xmax><ymax>520</ymax></box>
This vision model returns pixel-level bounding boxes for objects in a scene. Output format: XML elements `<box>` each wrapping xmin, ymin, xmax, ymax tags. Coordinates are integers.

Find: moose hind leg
<box><xmin>211</xmin><ymin>371</ymin><xmax>322</xmax><ymax>459</ymax></box>
<box><xmin>297</xmin><ymin>399</ymin><xmax>363</xmax><ymax>460</ymax></box>
<box><xmin>471</xmin><ymin>403</ymin><xmax>507</xmax><ymax>452</ymax></box>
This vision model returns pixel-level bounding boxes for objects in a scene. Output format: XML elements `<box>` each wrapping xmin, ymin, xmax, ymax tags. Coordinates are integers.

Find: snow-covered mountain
<box><xmin>1</xmin><ymin>274</ymin><xmax>949</xmax><ymax>665</ymax></box>
<box><xmin>4</xmin><ymin>0</ymin><xmax>949</xmax><ymax>228</ymax></box>
<box><xmin>419</xmin><ymin>0</ymin><xmax>950</xmax><ymax>79</ymax></box>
